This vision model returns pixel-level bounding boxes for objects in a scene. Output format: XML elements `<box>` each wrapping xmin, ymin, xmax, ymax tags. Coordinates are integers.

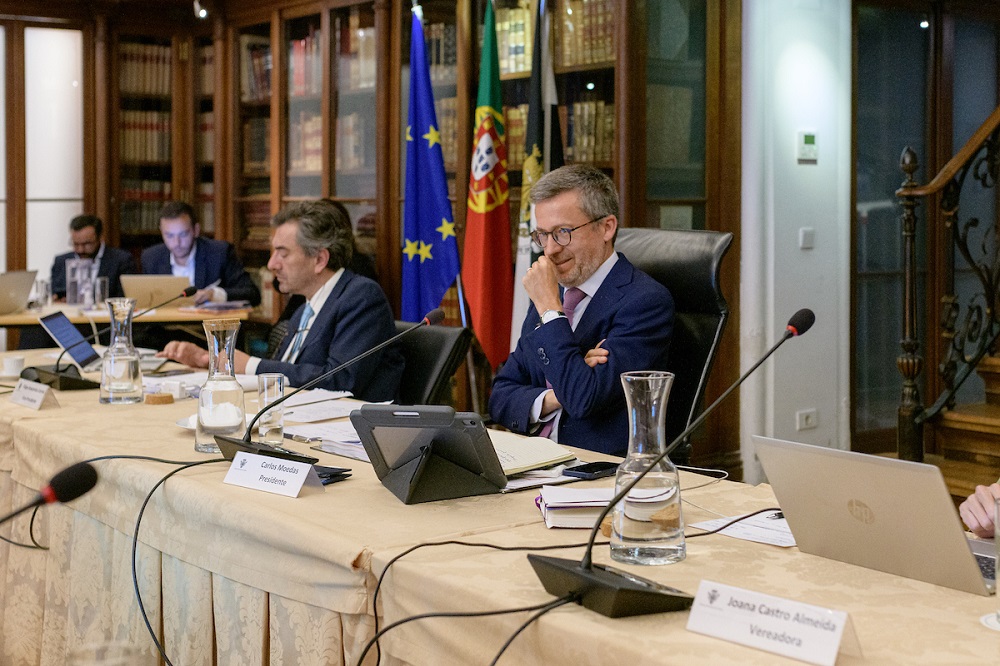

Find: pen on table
<box><xmin>285</xmin><ymin>433</ymin><xmax>322</xmax><ymax>443</ymax></box>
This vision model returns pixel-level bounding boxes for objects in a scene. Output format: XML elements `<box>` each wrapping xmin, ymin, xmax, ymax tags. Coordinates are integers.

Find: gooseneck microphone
<box><xmin>528</xmin><ymin>308</ymin><xmax>816</xmax><ymax>618</ymax></box>
<box><xmin>238</xmin><ymin>308</ymin><xmax>446</xmax><ymax>442</ymax></box>
<box><xmin>0</xmin><ymin>462</ymin><xmax>99</xmax><ymax>527</ymax></box>
<box><xmin>52</xmin><ymin>286</ymin><xmax>199</xmax><ymax>373</ymax></box>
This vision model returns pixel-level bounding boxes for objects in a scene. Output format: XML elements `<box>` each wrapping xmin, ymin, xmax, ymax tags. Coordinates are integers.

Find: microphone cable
<box><xmin>488</xmin><ymin>595</ymin><xmax>579</xmax><ymax>666</ymax></box>
<box><xmin>130</xmin><ymin>457</ymin><xmax>227</xmax><ymax>666</ymax></box>
<box><xmin>0</xmin><ymin>504</ymin><xmax>47</xmax><ymax>550</ymax></box>
<box><xmin>356</xmin><ymin>593</ymin><xmax>578</xmax><ymax>666</ymax></box>
<box><xmin>366</xmin><ymin>538</ymin><xmax>609</xmax><ymax>665</ymax></box>
<box><xmin>365</xmin><ymin>506</ymin><xmax>783</xmax><ymax>665</ymax></box>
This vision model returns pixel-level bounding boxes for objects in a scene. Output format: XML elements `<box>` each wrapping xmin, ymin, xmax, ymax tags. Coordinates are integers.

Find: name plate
<box><xmin>223</xmin><ymin>452</ymin><xmax>323</xmax><ymax>498</ymax></box>
<box><xmin>10</xmin><ymin>379</ymin><xmax>60</xmax><ymax>410</ymax></box>
<box><xmin>686</xmin><ymin>580</ymin><xmax>861</xmax><ymax>666</ymax></box>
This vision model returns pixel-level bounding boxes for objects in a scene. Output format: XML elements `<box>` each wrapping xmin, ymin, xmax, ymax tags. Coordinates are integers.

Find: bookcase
<box><xmin>115</xmin><ymin>35</ymin><xmax>174</xmax><ymax>240</ymax></box>
<box><xmin>111</xmin><ymin>19</ymin><xmax>221</xmax><ymax>255</ymax></box>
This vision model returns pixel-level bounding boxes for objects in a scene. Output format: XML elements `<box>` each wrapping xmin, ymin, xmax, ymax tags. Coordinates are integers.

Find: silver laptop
<box><xmin>38</xmin><ymin>310</ymin><xmax>166</xmax><ymax>373</ymax></box>
<box><xmin>120</xmin><ymin>275</ymin><xmax>193</xmax><ymax>309</ymax></box>
<box><xmin>753</xmin><ymin>435</ymin><xmax>995</xmax><ymax>596</ymax></box>
<box><xmin>0</xmin><ymin>270</ymin><xmax>38</xmax><ymax>315</ymax></box>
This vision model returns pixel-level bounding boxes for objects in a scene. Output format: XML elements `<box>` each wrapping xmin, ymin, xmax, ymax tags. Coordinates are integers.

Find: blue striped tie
<box><xmin>287</xmin><ymin>303</ymin><xmax>314</xmax><ymax>361</ymax></box>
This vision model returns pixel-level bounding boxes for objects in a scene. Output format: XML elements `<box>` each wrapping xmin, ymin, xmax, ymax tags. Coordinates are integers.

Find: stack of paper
<box><xmin>537</xmin><ymin>484</ymin><xmax>615</xmax><ymax>529</ymax></box>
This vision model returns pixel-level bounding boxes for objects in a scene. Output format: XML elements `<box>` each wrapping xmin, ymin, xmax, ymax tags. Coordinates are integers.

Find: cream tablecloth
<box><xmin>2</xmin><ymin>349</ymin><xmax>999</xmax><ymax>664</ymax></box>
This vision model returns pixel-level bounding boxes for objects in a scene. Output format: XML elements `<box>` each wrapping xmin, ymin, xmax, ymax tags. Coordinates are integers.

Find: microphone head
<box><xmin>47</xmin><ymin>462</ymin><xmax>98</xmax><ymax>503</ymax></box>
<box><xmin>786</xmin><ymin>309</ymin><xmax>816</xmax><ymax>337</ymax></box>
<box><xmin>423</xmin><ymin>308</ymin><xmax>446</xmax><ymax>326</ymax></box>
<box><xmin>182</xmin><ymin>286</ymin><xmax>198</xmax><ymax>297</ymax></box>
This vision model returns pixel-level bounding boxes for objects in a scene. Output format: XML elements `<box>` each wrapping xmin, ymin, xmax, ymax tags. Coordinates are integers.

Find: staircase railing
<box><xmin>895</xmin><ymin>105</ymin><xmax>1000</xmax><ymax>461</ymax></box>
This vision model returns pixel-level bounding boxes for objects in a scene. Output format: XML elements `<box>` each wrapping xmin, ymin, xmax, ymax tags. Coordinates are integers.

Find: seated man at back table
<box><xmin>142</xmin><ymin>201</ymin><xmax>261</xmax><ymax>307</ymax></box>
<box><xmin>959</xmin><ymin>482</ymin><xmax>1000</xmax><ymax>538</ymax></box>
<box><xmin>158</xmin><ymin>200</ymin><xmax>404</xmax><ymax>402</ymax></box>
<box><xmin>18</xmin><ymin>214</ymin><xmax>136</xmax><ymax>349</ymax></box>
<box><xmin>51</xmin><ymin>214</ymin><xmax>135</xmax><ymax>300</ymax></box>
<box><xmin>489</xmin><ymin>165</ymin><xmax>675</xmax><ymax>456</ymax></box>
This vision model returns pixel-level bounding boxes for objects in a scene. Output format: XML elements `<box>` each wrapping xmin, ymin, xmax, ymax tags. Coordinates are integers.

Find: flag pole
<box><xmin>455</xmin><ymin>273</ymin><xmax>482</xmax><ymax>414</ymax></box>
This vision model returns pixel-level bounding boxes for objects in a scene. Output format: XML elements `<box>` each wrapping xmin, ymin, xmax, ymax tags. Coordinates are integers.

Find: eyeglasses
<box><xmin>530</xmin><ymin>215</ymin><xmax>606</xmax><ymax>249</ymax></box>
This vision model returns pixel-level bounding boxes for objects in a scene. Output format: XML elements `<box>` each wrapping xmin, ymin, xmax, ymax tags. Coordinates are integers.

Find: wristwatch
<box><xmin>540</xmin><ymin>309</ymin><xmax>566</xmax><ymax>325</ymax></box>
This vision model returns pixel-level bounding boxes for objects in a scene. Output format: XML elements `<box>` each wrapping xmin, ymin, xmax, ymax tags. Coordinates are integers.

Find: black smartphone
<box><xmin>563</xmin><ymin>461</ymin><xmax>619</xmax><ymax>480</ymax></box>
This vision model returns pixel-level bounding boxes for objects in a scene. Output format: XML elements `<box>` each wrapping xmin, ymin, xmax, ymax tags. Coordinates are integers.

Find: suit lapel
<box><xmin>296</xmin><ymin>272</ymin><xmax>352</xmax><ymax>357</ymax></box>
<box><xmin>194</xmin><ymin>238</ymin><xmax>208</xmax><ymax>287</ymax></box>
<box><xmin>573</xmin><ymin>254</ymin><xmax>634</xmax><ymax>340</ymax></box>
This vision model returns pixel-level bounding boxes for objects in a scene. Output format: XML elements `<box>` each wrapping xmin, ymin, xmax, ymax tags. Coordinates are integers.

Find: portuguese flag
<box><xmin>462</xmin><ymin>0</ymin><xmax>512</xmax><ymax>370</ymax></box>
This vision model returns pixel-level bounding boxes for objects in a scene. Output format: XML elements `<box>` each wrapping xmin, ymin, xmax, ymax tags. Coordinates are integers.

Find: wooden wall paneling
<box><xmin>381</xmin><ymin>0</ymin><xmax>400</xmax><ymax>314</ymax></box>
<box><xmin>212</xmin><ymin>13</ymin><xmax>231</xmax><ymax>241</ymax></box>
<box><xmin>175</xmin><ymin>35</ymin><xmax>196</xmax><ymax>204</ymax></box>
<box><xmin>320</xmin><ymin>8</ymin><xmax>332</xmax><ymax>199</ymax></box>
<box><xmin>93</xmin><ymin>13</ymin><xmax>112</xmax><ymax>232</ymax></box>
<box><xmin>5</xmin><ymin>23</ymin><xmax>25</xmax><ymax>271</ymax></box>
<box><xmin>269</xmin><ymin>9</ymin><xmax>282</xmax><ymax>214</ymax></box>
<box><xmin>615</xmin><ymin>0</ymin><xmax>646</xmax><ymax>229</ymax></box>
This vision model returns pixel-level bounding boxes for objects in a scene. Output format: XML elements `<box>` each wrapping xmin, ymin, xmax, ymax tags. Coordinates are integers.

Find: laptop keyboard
<box><xmin>975</xmin><ymin>553</ymin><xmax>996</xmax><ymax>582</ymax></box>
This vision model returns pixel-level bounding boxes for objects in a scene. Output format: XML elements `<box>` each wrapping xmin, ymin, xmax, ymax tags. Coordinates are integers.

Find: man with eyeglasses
<box><xmin>50</xmin><ymin>215</ymin><xmax>135</xmax><ymax>300</ymax></box>
<box><xmin>489</xmin><ymin>165</ymin><xmax>675</xmax><ymax>455</ymax></box>
<box><xmin>141</xmin><ymin>201</ymin><xmax>261</xmax><ymax>307</ymax></box>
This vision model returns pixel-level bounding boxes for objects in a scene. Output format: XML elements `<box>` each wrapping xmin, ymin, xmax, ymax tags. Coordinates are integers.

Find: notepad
<box><xmin>487</xmin><ymin>429</ymin><xmax>577</xmax><ymax>476</ymax></box>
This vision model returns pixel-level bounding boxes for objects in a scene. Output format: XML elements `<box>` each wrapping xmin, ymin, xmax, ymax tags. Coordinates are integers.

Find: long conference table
<box><xmin>0</xmin><ymin>349</ymin><xmax>998</xmax><ymax>665</ymax></box>
<box><xmin>0</xmin><ymin>303</ymin><xmax>252</xmax><ymax>328</ymax></box>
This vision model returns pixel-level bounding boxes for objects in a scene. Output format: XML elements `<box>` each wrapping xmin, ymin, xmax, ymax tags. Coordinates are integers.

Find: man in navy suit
<box><xmin>51</xmin><ymin>215</ymin><xmax>135</xmax><ymax>300</ymax></box>
<box><xmin>489</xmin><ymin>165</ymin><xmax>675</xmax><ymax>456</ymax></box>
<box><xmin>159</xmin><ymin>201</ymin><xmax>403</xmax><ymax>402</ymax></box>
<box><xmin>142</xmin><ymin>201</ymin><xmax>261</xmax><ymax>306</ymax></box>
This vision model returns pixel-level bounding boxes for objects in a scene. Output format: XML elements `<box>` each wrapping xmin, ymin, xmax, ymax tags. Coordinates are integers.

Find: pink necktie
<box><xmin>540</xmin><ymin>288</ymin><xmax>587</xmax><ymax>439</ymax></box>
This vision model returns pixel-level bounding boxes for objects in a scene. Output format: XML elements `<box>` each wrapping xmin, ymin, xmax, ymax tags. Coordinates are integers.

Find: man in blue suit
<box><xmin>142</xmin><ymin>201</ymin><xmax>261</xmax><ymax>306</ymax></box>
<box><xmin>489</xmin><ymin>165</ymin><xmax>674</xmax><ymax>456</ymax></box>
<box><xmin>159</xmin><ymin>201</ymin><xmax>403</xmax><ymax>402</ymax></box>
<box><xmin>51</xmin><ymin>215</ymin><xmax>135</xmax><ymax>300</ymax></box>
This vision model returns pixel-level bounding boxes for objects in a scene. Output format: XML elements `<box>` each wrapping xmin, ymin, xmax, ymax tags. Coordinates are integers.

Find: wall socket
<box><xmin>796</xmin><ymin>408</ymin><xmax>818</xmax><ymax>431</ymax></box>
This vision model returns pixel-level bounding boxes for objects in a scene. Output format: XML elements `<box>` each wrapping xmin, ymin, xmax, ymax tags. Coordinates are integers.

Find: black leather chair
<box><xmin>615</xmin><ymin>228</ymin><xmax>733</xmax><ymax>463</ymax></box>
<box><xmin>394</xmin><ymin>320</ymin><xmax>473</xmax><ymax>405</ymax></box>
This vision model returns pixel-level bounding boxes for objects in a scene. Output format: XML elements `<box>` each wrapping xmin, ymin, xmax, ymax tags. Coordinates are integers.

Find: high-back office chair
<box><xmin>615</xmin><ymin>227</ymin><xmax>733</xmax><ymax>463</ymax></box>
<box><xmin>394</xmin><ymin>320</ymin><xmax>473</xmax><ymax>405</ymax></box>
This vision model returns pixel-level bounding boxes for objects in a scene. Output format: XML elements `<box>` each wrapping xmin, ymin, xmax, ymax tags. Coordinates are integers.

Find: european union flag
<box><xmin>402</xmin><ymin>6</ymin><xmax>460</xmax><ymax>322</ymax></box>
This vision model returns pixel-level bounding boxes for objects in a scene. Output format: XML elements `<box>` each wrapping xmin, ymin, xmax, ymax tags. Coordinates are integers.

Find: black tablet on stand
<box><xmin>349</xmin><ymin>404</ymin><xmax>507</xmax><ymax>504</ymax></box>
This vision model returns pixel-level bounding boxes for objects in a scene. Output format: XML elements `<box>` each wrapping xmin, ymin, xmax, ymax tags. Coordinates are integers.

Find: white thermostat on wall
<box><xmin>797</xmin><ymin>131</ymin><xmax>818</xmax><ymax>163</ymax></box>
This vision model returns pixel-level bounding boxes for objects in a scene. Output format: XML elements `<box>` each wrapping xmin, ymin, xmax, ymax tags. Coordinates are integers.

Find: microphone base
<box><xmin>23</xmin><ymin>366</ymin><xmax>100</xmax><ymax>391</ymax></box>
<box><xmin>527</xmin><ymin>554</ymin><xmax>694</xmax><ymax>618</ymax></box>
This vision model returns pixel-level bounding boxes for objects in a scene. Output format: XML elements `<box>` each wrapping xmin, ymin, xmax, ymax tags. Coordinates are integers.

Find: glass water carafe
<box><xmin>196</xmin><ymin>318</ymin><xmax>246</xmax><ymax>453</ymax></box>
<box><xmin>610</xmin><ymin>371</ymin><xmax>686</xmax><ymax>565</ymax></box>
<box><xmin>99</xmin><ymin>297</ymin><xmax>143</xmax><ymax>404</ymax></box>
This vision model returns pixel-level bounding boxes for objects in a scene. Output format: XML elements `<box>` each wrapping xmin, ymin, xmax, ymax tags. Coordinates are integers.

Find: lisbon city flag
<box><xmin>461</xmin><ymin>0</ymin><xmax>512</xmax><ymax>369</ymax></box>
<box><xmin>401</xmin><ymin>5</ymin><xmax>461</xmax><ymax>322</ymax></box>
<box><xmin>511</xmin><ymin>0</ymin><xmax>563</xmax><ymax>350</ymax></box>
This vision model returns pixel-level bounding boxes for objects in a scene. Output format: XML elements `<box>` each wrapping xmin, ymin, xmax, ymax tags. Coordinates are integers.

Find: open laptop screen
<box><xmin>38</xmin><ymin>311</ymin><xmax>102</xmax><ymax>369</ymax></box>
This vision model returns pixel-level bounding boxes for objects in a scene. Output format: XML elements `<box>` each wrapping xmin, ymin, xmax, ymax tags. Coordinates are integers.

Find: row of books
<box><xmin>289</xmin><ymin>29</ymin><xmax>323</xmax><ymax>97</ymax></box>
<box><xmin>423</xmin><ymin>22</ymin><xmax>457</xmax><ymax>86</ymax></box>
<box><xmin>119</xmin><ymin>110</ymin><xmax>171</xmax><ymax>164</ymax></box>
<box><xmin>241</xmin><ymin>200</ymin><xmax>273</xmax><ymax>245</ymax></box>
<box><xmin>503</xmin><ymin>103</ymin><xmax>529</xmax><ymax>170</ymax></box>
<box><xmin>336</xmin><ymin>113</ymin><xmax>367</xmax><ymax>172</ymax></box>
<box><xmin>240</xmin><ymin>35</ymin><xmax>272</xmax><ymax>104</ymax></box>
<box><xmin>242</xmin><ymin>117</ymin><xmax>270</xmax><ymax>175</ymax></box>
<box><xmin>196</xmin><ymin>111</ymin><xmax>214</xmax><ymax>163</ymax></box>
<box><xmin>119</xmin><ymin>179</ymin><xmax>172</xmax><ymax>233</ymax></box>
<box><xmin>562</xmin><ymin>99</ymin><xmax>614</xmax><ymax>164</ymax></box>
<box><xmin>338</xmin><ymin>8</ymin><xmax>376</xmax><ymax>91</ymax></box>
<box><xmin>197</xmin><ymin>45</ymin><xmax>215</xmax><ymax>97</ymax></box>
<box><xmin>556</xmin><ymin>0</ymin><xmax>615</xmax><ymax>68</ymax></box>
<box><xmin>496</xmin><ymin>6</ymin><xmax>534</xmax><ymax>76</ymax></box>
<box><xmin>196</xmin><ymin>182</ymin><xmax>215</xmax><ymax>233</ymax></box>
<box><xmin>288</xmin><ymin>111</ymin><xmax>323</xmax><ymax>173</ymax></box>
<box><xmin>435</xmin><ymin>97</ymin><xmax>459</xmax><ymax>172</ymax></box>
<box><xmin>118</xmin><ymin>41</ymin><xmax>171</xmax><ymax>96</ymax></box>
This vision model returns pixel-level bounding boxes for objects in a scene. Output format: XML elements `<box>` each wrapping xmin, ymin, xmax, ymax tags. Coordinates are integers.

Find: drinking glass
<box><xmin>257</xmin><ymin>373</ymin><xmax>285</xmax><ymax>444</ymax></box>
